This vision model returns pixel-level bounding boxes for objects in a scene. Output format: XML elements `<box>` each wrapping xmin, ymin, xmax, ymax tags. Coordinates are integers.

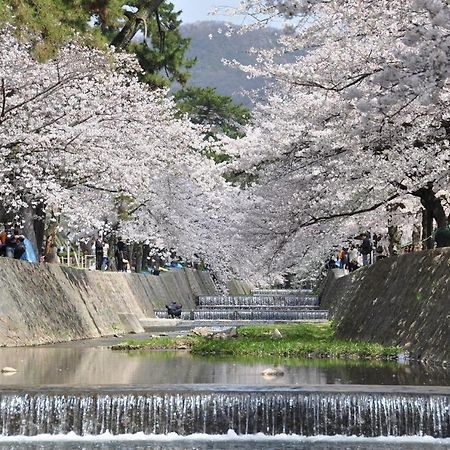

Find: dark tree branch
<box><xmin>1</xmin><ymin>78</ymin><xmax>6</xmax><ymax>118</ymax></box>
<box><xmin>111</xmin><ymin>0</ymin><xmax>165</xmax><ymax>50</ymax></box>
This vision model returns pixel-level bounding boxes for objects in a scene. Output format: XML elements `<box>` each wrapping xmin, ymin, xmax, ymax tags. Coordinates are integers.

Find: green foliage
<box><xmin>112</xmin><ymin>336</ymin><xmax>195</xmax><ymax>350</ymax></box>
<box><xmin>128</xmin><ymin>2</ymin><xmax>195</xmax><ymax>88</ymax></box>
<box><xmin>0</xmin><ymin>0</ymin><xmax>100</xmax><ymax>59</ymax></box>
<box><xmin>0</xmin><ymin>0</ymin><xmax>194</xmax><ymax>86</ymax></box>
<box><xmin>174</xmin><ymin>86</ymin><xmax>251</xmax><ymax>163</ymax></box>
<box><xmin>191</xmin><ymin>323</ymin><xmax>400</xmax><ymax>359</ymax></box>
<box><xmin>175</xmin><ymin>86</ymin><xmax>251</xmax><ymax>139</ymax></box>
<box><xmin>115</xmin><ymin>193</ymin><xmax>136</xmax><ymax>221</ymax></box>
<box><xmin>115</xmin><ymin>323</ymin><xmax>401</xmax><ymax>360</ymax></box>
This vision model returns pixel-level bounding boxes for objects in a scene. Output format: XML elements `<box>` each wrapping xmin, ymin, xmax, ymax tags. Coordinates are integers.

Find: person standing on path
<box><xmin>95</xmin><ymin>237</ymin><xmax>103</xmax><ymax>270</ymax></box>
<box><xmin>101</xmin><ymin>241</ymin><xmax>109</xmax><ymax>271</ymax></box>
<box><xmin>360</xmin><ymin>234</ymin><xmax>372</xmax><ymax>266</ymax></box>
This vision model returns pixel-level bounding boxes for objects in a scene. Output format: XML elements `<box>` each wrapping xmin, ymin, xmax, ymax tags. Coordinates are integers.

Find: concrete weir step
<box><xmin>193</xmin><ymin>310</ymin><xmax>328</xmax><ymax>321</ymax></box>
<box><xmin>154</xmin><ymin>310</ymin><xmax>328</xmax><ymax>321</ymax></box>
<box><xmin>197</xmin><ymin>305</ymin><xmax>320</xmax><ymax>310</ymax></box>
<box><xmin>252</xmin><ymin>289</ymin><xmax>313</xmax><ymax>296</ymax></box>
<box><xmin>198</xmin><ymin>295</ymin><xmax>319</xmax><ymax>308</ymax></box>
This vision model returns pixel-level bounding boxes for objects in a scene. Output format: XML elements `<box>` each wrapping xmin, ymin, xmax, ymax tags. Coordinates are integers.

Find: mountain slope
<box><xmin>180</xmin><ymin>21</ymin><xmax>280</xmax><ymax>106</ymax></box>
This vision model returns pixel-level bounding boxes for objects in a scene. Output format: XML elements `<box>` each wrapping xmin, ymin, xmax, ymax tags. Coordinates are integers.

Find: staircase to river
<box><xmin>154</xmin><ymin>289</ymin><xmax>328</xmax><ymax>322</ymax></box>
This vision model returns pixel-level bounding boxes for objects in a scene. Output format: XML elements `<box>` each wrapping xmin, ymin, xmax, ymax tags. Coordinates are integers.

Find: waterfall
<box><xmin>155</xmin><ymin>293</ymin><xmax>322</xmax><ymax>320</ymax></box>
<box><xmin>192</xmin><ymin>310</ymin><xmax>328</xmax><ymax>320</ymax></box>
<box><xmin>0</xmin><ymin>387</ymin><xmax>448</xmax><ymax>437</ymax></box>
<box><xmin>197</xmin><ymin>296</ymin><xmax>319</xmax><ymax>308</ymax></box>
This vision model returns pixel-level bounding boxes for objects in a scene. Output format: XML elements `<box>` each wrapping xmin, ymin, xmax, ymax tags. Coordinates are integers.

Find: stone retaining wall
<box><xmin>320</xmin><ymin>249</ymin><xmax>450</xmax><ymax>363</ymax></box>
<box><xmin>0</xmin><ymin>259</ymin><xmax>216</xmax><ymax>346</ymax></box>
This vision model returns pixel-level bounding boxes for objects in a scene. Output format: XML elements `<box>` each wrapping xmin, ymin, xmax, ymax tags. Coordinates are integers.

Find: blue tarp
<box><xmin>21</xmin><ymin>238</ymin><xmax>38</xmax><ymax>263</ymax></box>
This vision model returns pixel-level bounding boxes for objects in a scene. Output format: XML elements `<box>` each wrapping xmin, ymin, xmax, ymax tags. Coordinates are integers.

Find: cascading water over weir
<box><xmin>154</xmin><ymin>289</ymin><xmax>328</xmax><ymax>321</ymax></box>
<box><xmin>0</xmin><ymin>386</ymin><xmax>449</xmax><ymax>438</ymax></box>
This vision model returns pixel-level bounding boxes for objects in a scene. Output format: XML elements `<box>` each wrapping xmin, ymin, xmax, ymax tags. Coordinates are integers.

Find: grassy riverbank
<box><xmin>112</xmin><ymin>323</ymin><xmax>400</xmax><ymax>360</ymax></box>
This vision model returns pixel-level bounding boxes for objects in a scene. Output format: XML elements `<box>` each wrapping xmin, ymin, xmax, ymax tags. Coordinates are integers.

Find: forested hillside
<box><xmin>180</xmin><ymin>21</ymin><xmax>280</xmax><ymax>106</ymax></box>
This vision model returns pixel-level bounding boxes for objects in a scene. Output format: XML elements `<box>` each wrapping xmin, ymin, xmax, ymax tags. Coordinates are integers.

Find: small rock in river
<box><xmin>261</xmin><ymin>367</ymin><xmax>284</xmax><ymax>378</ymax></box>
<box><xmin>1</xmin><ymin>367</ymin><xmax>17</xmax><ymax>373</ymax></box>
<box><xmin>271</xmin><ymin>328</ymin><xmax>283</xmax><ymax>339</ymax></box>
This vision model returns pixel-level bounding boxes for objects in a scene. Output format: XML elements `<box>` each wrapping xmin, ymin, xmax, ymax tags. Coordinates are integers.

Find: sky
<box><xmin>171</xmin><ymin>0</ymin><xmax>246</xmax><ymax>24</ymax></box>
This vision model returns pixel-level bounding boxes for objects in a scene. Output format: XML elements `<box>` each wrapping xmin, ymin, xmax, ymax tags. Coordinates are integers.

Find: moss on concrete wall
<box><xmin>0</xmin><ymin>259</ymin><xmax>216</xmax><ymax>346</ymax></box>
<box><xmin>321</xmin><ymin>249</ymin><xmax>450</xmax><ymax>363</ymax></box>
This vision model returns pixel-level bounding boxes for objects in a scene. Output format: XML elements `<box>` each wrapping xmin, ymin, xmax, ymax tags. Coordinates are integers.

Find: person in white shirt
<box><xmin>101</xmin><ymin>242</ymin><xmax>109</xmax><ymax>271</ymax></box>
<box><xmin>348</xmin><ymin>244</ymin><xmax>359</xmax><ymax>272</ymax></box>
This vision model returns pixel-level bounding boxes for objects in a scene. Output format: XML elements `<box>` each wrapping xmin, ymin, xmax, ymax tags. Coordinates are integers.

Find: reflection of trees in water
<box><xmin>192</xmin><ymin>354</ymin><xmax>450</xmax><ymax>386</ymax></box>
<box><xmin>0</xmin><ymin>347</ymin><xmax>448</xmax><ymax>386</ymax></box>
<box><xmin>320</xmin><ymin>361</ymin><xmax>450</xmax><ymax>386</ymax></box>
<box><xmin>0</xmin><ymin>347</ymin><xmax>87</xmax><ymax>384</ymax></box>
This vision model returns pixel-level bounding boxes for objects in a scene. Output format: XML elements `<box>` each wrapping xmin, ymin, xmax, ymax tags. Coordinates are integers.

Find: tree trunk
<box><xmin>135</xmin><ymin>243</ymin><xmax>143</xmax><ymax>273</ymax></box>
<box><xmin>33</xmin><ymin>202</ymin><xmax>46</xmax><ymax>256</ymax></box>
<box><xmin>413</xmin><ymin>182</ymin><xmax>448</xmax><ymax>249</ymax></box>
<box><xmin>44</xmin><ymin>212</ymin><xmax>59</xmax><ymax>263</ymax></box>
<box><xmin>142</xmin><ymin>244</ymin><xmax>150</xmax><ymax>271</ymax></box>
<box><xmin>111</xmin><ymin>0</ymin><xmax>164</xmax><ymax>50</ymax></box>
<box><xmin>388</xmin><ymin>225</ymin><xmax>402</xmax><ymax>255</ymax></box>
<box><xmin>0</xmin><ymin>206</ymin><xmax>12</xmax><ymax>229</ymax></box>
<box><xmin>411</xmin><ymin>218</ymin><xmax>422</xmax><ymax>252</ymax></box>
<box><xmin>127</xmin><ymin>243</ymin><xmax>134</xmax><ymax>271</ymax></box>
<box><xmin>108</xmin><ymin>235</ymin><xmax>117</xmax><ymax>271</ymax></box>
<box><xmin>422</xmin><ymin>207</ymin><xmax>434</xmax><ymax>250</ymax></box>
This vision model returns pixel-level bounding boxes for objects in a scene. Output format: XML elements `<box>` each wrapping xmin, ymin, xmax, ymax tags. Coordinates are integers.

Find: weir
<box><xmin>191</xmin><ymin>310</ymin><xmax>328</xmax><ymax>320</ymax></box>
<box><xmin>153</xmin><ymin>310</ymin><xmax>327</xmax><ymax>320</ymax></box>
<box><xmin>0</xmin><ymin>386</ymin><xmax>448</xmax><ymax>438</ymax></box>
<box><xmin>198</xmin><ymin>295</ymin><xmax>319</xmax><ymax>308</ymax></box>
<box><xmin>155</xmin><ymin>290</ymin><xmax>324</xmax><ymax>321</ymax></box>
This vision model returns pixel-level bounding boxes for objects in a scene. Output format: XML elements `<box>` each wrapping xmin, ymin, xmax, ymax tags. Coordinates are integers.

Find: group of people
<box><xmin>0</xmin><ymin>226</ymin><xmax>35</xmax><ymax>261</ymax></box>
<box><xmin>329</xmin><ymin>234</ymin><xmax>386</xmax><ymax>272</ymax></box>
<box><xmin>94</xmin><ymin>236</ymin><xmax>129</xmax><ymax>272</ymax></box>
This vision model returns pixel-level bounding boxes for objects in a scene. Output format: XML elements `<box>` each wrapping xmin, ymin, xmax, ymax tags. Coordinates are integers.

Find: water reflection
<box><xmin>0</xmin><ymin>346</ymin><xmax>448</xmax><ymax>387</ymax></box>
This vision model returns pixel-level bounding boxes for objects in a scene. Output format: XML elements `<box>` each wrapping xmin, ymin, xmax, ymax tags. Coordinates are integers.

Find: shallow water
<box><xmin>0</xmin><ymin>346</ymin><xmax>448</xmax><ymax>387</ymax></box>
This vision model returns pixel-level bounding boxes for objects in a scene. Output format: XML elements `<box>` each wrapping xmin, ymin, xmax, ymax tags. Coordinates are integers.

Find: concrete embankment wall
<box><xmin>227</xmin><ymin>279</ymin><xmax>254</xmax><ymax>295</ymax></box>
<box><xmin>0</xmin><ymin>259</ymin><xmax>216</xmax><ymax>347</ymax></box>
<box><xmin>321</xmin><ymin>249</ymin><xmax>450</xmax><ymax>363</ymax></box>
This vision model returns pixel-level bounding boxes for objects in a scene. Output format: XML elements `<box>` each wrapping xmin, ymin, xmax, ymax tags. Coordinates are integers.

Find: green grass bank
<box><xmin>112</xmin><ymin>323</ymin><xmax>401</xmax><ymax>360</ymax></box>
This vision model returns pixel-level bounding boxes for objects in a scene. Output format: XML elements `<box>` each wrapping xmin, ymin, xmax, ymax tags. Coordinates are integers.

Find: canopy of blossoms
<box><xmin>0</xmin><ymin>28</ymin><xmax>236</xmax><ymax>271</ymax></box>
<box><xmin>218</xmin><ymin>0</ymin><xmax>450</xmax><ymax>281</ymax></box>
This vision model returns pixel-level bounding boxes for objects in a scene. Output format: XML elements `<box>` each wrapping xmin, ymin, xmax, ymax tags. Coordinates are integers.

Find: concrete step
<box><xmin>154</xmin><ymin>309</ymin><xmax>328</xmax><ymax>321</ymax></box>
<box><xmin>252</xmin><ymin>289</ymin><xmax>314</xmax><ymax>296</ymax></box>
<box><xmin>198</xmin><ymin>295</ymin><xmax>319</xmax><ymax>308</ymax></box>
<box><xmin>197</xmin><ymin>304</ymin><xmax>320</xmax><ymax>310</ymax></box>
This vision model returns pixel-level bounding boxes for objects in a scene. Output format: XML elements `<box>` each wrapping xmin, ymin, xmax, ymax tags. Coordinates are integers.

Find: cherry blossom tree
<box><xmin>0</xmin><ymin>29</ymin><xmax>227</xmax><ymax>263</ymax></box>
<box><xmin>220</xmin><ymin>0</ymin><xmax>450</xmax><ymax>281</ymax></box>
